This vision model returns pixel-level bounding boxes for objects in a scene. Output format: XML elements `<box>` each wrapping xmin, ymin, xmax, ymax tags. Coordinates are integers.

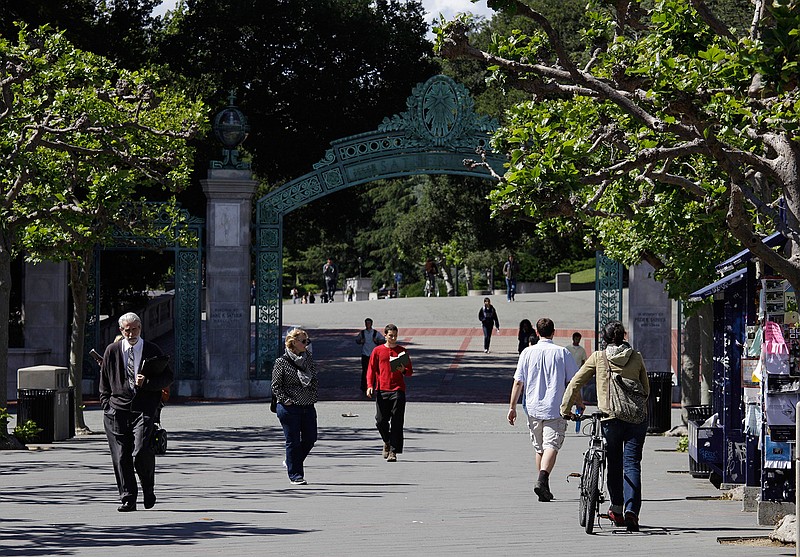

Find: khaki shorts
<box><xmin>526</xmin><ymin>416</ymin><xmax>567</xmax><ymax>453</ymax></box>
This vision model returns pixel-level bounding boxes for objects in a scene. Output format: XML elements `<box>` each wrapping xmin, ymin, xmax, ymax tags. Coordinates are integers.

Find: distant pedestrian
<box><xmin>272</xmin><ymin>328</ymin><xmax>318</xmax><ymax>486</ymax></box>
<box><xmin>517</xmin><ymin>319</ymin><xmax>539</xmax><ymax>353</ymax></box>
<box><xmin>322</xmin><ymin>258</ymin><xmax>338</xmax><ymax>302</ymax></box>
<box><xmin>356</xmin><ymin>318</ymin><xmax>385</xmax><ymax>394</ymax></box>
<box><xmin>320</xmin><ymin>290</ymin><xmax>329</xmax><ymax>304</ymax></box>
<box><xmin>503</xmin><ymin>255</ymin><xmax>520</xmax><ymax>302</ymax></box>
<box><xmin>565</xmin><ymin>332</ymin><xmax>587</xmax><ymax>368</ymax></box>
<box><xmin>291</xmin><ymin>287</ymin><xmax>300</xmax><ymax>304</ymax></box>
<box><xmin>565</xmin><ymin>331</ymin><xmax>591</xmax><ymax>402</ymax></box>
<box><xmin>507</xmin><ymin>317</ymin><xmax>578</xmax><ymax>502</ymax></box>
<box><xmin>308</xmin><ymin>291</ymin><xmax>315</xmax><ymax>304</ymax></box>
<box><xmin>366</xmin><ymin>324</ymin><xmax>413</xmax><ymax>462</ymax></box>
<box><xmin>478</xmin><ymin>297</ymin><xmax>500</xmax><ymax>353</ymax></box>
<box><xmin>346</xmin><ymin>284</ymin><xmax>354</xmax><ymax>302</ymax></box>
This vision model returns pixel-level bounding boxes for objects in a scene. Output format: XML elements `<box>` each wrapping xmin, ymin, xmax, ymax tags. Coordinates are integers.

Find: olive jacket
<box><xmin>560</xmin><ymin>345</ymin><xmax>650</xmax><ymax>420</ymax></box>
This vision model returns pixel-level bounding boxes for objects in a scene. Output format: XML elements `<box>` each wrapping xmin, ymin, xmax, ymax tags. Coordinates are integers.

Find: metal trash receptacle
<box><xmin>17</xmin><ymin>389</ymin><xmax>56</xmax><ymax>444</ymax></box>
<box><xmin>68</xmin><ymin>386</ymin><xmax>75</xmax><ymax>438</ymax></box>
<box><xmin>686</xmin><ymin>404</ymin><xmax>713</xmax><ymax>477</ymax></box>
<box><xmin>647</xmin><ymin>372</ymin><xmax>673</xmax><ymax>434</ymax></box>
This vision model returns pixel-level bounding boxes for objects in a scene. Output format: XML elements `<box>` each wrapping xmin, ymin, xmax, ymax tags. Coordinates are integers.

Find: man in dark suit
<box><xmin>100</xmin><ymin>312</ymin><xmax>173</xmax><ymax>512</ymax></box>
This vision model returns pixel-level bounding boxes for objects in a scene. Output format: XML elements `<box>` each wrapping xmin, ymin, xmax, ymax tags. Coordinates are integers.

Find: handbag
<box><xmin>604</xmin><ymin>351</ymin><xmax>648</xmax><ymax>424</ymax></box>
<box><xmin>151</xmin><ymin>424</ymin><xmax>168</xmax><ymax>455</ymax></box>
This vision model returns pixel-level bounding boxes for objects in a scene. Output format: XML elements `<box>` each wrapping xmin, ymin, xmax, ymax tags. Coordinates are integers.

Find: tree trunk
<box><xmin>698</xmin><ymin>302</ymin><xmax>714</xmax><ymax>405</ymax></box>
<box><xmin>0</xmin><ymin>241</ymin><xmax>11</xmax><ymax>409</ymax></box>
<box><xmin>680</xmin><ymin>303</ymin><xmax>715</xmax><ymax>425</ymax></box>
<box><xmin>68</xmin><ymin>253</ymin><xmax>92</xmax><ymax>433</ymax></box>
<box><xmin>438</xmin><ymin>261</ymin><xmax>456</xmax><ymax>296</ymax></box>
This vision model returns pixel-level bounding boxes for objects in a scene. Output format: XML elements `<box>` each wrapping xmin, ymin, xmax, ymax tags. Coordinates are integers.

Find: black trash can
<box><xmin>686</xmin><ymin>405</ymin><xmax>713</xmax><ymax>478</ymax></box>
<box><xmin>16</xmin><ymin>389</ymin><xmax>56</xmax><ymax>444</ymax></box>
<box><xmin>686</xmin><ymin>404</ymin><xmax>712</xmax><ymax>422</ymax></box>
<box><xmin>647</xmin><ymin>372</ymin><xmax>673</xmax><ymax>434</ymax></box>
<box><xmin>68</xmin><ymin>386</ymin><xmax>75</xmax><ymax>438</ymax></box>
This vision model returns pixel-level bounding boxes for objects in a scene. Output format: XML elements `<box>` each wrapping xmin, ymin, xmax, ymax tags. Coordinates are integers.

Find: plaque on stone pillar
<box><xmin>214</xmin><ymin>203</ymin><xmax>240</xmax><ymax>247</ymax></box>
<box><xmin>629</xmin><ymin>262</ymin><xmax>673</xmax><ymax>375</ymax></box>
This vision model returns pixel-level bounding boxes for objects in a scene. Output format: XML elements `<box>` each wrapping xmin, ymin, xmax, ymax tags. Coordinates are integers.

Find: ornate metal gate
<box><xmin>255</xmin><ymin>75</ymin><xmax>506</xmax><ymax>377</ymax></box>
<box><xmin>594</xmin><ymin>251</ymin><xmax>623</xmax><ymax>349</ymax></box>
<box><xmin>85</xmin><ymin>205</ymin><xmax>203</xmax><ymax>381</ymax></box>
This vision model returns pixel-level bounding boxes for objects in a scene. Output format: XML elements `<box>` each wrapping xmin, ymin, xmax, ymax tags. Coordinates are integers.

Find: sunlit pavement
<box><xmin>2</xmin><ymin>292</ymin><xmax>779</xmax><ymax>556</ymax></box>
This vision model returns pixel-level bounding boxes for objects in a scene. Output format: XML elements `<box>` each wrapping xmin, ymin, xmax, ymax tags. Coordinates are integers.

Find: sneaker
<box><xmin>608</xmin><ymin>509</ymin><xmax>626</xmax><ymax>527</ymax></box>
<box><xmin>533</xmin><ymin>481</ymin><xmax>554</xmax><ymax>502</ymax></box>
<box><xmin>290</xmin><ymin>478</ymin><xmax>307</xmax><ymax>485</ymax></box>
<box><xmin>382</xmin><ymin>443</ymin><xmax>390</xmax><ymax>459</ymax></box>
<box><xmin>282</xmin><ymin>460</ymin><xmax>287</xmax><ymax>468</ymax></box>
<box><xmin>624</xmin><ymin>511</ymin><xmax>639</xmax><ymax>532</ymax></box>
<box><xmin>484</xmin><ymin>349</ymin><xmax>489</xmax><ymax>353</ymax></box>
<box><xmin>386</xmin><ymin>451</ymin><xmax>397</xmax><ymax>462</ymax></box>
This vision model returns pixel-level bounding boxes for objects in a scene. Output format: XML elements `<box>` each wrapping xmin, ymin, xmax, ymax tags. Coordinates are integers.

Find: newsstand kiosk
<box><xmin>688</xmin><ymin>232</ymin><xmax>797</xmax><ymax>522</ymax></box>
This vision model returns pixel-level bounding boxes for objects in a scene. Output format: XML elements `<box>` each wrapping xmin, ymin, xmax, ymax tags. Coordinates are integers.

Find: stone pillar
<box><xmin>23</xmin><ymin>261</ymin><xmax>69</xmax><ymax>366</ymax></box>
<box><xmin>628</xmin><ymin>262</ymin><xmax>672</xmax><ymax>374</ymax></box>
<box><xmin>202</xmin><ymin>168</ymin><xmax>257</xmax><ymax>398</ymax></box>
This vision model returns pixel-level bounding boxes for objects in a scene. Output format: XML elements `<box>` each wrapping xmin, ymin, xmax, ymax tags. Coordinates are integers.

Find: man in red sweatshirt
<box><xmin>366</xmin><ymin>323</ymin><xmax>413</xmax><ymax>462</ymax></box>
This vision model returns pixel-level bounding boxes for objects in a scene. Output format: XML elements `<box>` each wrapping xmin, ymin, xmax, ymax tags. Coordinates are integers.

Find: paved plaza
<box><xmin>3</xmin><ymin>291</ymin><xmax>789</xmax><ymax>555</ymax></box>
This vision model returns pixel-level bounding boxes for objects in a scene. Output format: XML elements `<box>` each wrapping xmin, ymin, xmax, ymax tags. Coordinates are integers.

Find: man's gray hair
<box><xmin>118</xmin><ymin>312</ymin><xmax>141</xmax><ymax>328</ymax></box>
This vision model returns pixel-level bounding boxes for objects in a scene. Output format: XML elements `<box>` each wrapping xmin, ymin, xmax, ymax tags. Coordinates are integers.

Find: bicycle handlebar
<box><xmin>563</xmin><ymin>411</ymin><xmax>608</xmax><ymax>421</ymax></box>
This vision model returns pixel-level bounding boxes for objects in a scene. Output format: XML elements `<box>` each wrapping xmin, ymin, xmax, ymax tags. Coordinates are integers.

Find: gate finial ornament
<box><xmin>211</xmin><ymin>90</ymin><xmax>251</xmax><ymax>169</ymax></box>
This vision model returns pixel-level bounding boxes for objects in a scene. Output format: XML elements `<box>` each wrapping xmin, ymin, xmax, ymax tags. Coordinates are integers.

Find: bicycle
<box><xmin>567</xmin><ymin>411</ymin><xmax>608</xmax><ymax>534</ymax></box>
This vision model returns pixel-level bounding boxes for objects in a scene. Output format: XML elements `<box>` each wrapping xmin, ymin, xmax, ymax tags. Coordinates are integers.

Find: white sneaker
<box><xmin>484</xmin><ymin>349</ymin><xmax>489</xmax><ymax>353</ymax></box>
<box><xmin>290</xmin><ymin>478</ymin><xmax>307</xmax><ymax>485</ymax></box>
<box><xmin>282</xmin><ymin>460</ymin><xmax>287</xmax><ymax>468</ymax></box>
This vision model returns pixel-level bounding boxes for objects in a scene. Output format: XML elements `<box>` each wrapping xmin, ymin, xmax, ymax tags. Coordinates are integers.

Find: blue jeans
<box><xmin>276</xmin><ymin>403</ymin><xmax>317</xmax><ymax>481</ymax></box>
<box><xmin>602</xmin><ymin>418</ymin><xmax>647</xmax><ymax>516</ymax></box>
<box><xmin>505</xmin><ymin>278</ymin><xmax>516</xmax><ymax>301</ymax></box>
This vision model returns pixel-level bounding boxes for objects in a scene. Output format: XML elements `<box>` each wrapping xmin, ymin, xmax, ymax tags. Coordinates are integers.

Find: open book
<box><xmin>389</xmin><ymin>351</ymin><xmax>409</xmax><ymax>370</ymax></box>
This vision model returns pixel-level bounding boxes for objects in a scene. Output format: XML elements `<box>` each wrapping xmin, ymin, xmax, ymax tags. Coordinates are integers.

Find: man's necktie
<box><xmin>127</xmin><ymin>347</ymin><xmax>136</xmax><ymax>392</ymax></box>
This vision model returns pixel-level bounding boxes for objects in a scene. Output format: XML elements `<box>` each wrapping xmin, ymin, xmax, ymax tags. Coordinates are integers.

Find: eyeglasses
<box><xmin>298</xmin><ymin>338</ymin><xmax>311</xmax><ymax>345</ymax></box>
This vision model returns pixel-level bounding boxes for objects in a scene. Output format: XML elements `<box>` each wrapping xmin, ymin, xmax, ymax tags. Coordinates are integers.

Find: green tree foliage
<box><xmin>437</xmin><ymin>0</ymin><xmax>799</xmax><ymax>297</ymax></box>
<box><xmin>0</xmin><ymin>26</ymin><xmax>205</xmax><ymax>420</ymax></box>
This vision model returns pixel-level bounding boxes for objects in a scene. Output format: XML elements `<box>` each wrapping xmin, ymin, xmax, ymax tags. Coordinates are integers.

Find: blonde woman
<box><xmin>271</xmin><ymin>328</ymin><xmax>318</xmax><ymax>485</ymax></box>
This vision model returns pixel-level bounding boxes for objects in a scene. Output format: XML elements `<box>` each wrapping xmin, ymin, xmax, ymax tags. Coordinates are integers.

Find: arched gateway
<box><xmin>254</xmin><ymin>75</ymin><xmax>505</xmax><ymax>376</ymax></box>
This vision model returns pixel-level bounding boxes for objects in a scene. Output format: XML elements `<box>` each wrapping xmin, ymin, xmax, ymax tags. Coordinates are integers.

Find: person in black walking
<box><xmin>322</xmin><ymin>258</ymin><xmax>338</xmax><ymax>302</ymax></box>
<box><xmin>478</xmin><ymin>297</ymin><xmax>500</xmax><ymax>353</ymax></box>
<box><xmin>517</xmin><ymin>319</ymin><xmax>539</xmax><ymax>353</ymax></box>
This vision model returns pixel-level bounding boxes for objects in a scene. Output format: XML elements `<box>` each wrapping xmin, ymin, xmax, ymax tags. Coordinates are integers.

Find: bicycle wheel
<box><xmin>578</xmin><ymin>457</ymin><xmax>590</xmax><ymax>526</ymax></box>
<box><xmin>584</xmin><ymin>454</ymin><xmax>602</xmax><ymax>534</ymax></box>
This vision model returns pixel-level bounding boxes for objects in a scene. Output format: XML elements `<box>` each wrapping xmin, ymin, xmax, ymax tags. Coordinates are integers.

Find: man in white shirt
<box><xmin>566</xmin><ymin>332</ymin><xmax>587</xmax><ymax>368</ymax></box>
<box><xmin>356</xmin><ymin>318</ymin><xmax>385</xmax><ymax>394</ymax></box>
<box><xmin>566</xmin><ymin>331</ymin><xmax>594</xmax><ymax>403</ymax></box>
<box><xmin>507</xmin><ymin>317</ymin><xmax>579</xmax><ymax>502</ymax></box>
